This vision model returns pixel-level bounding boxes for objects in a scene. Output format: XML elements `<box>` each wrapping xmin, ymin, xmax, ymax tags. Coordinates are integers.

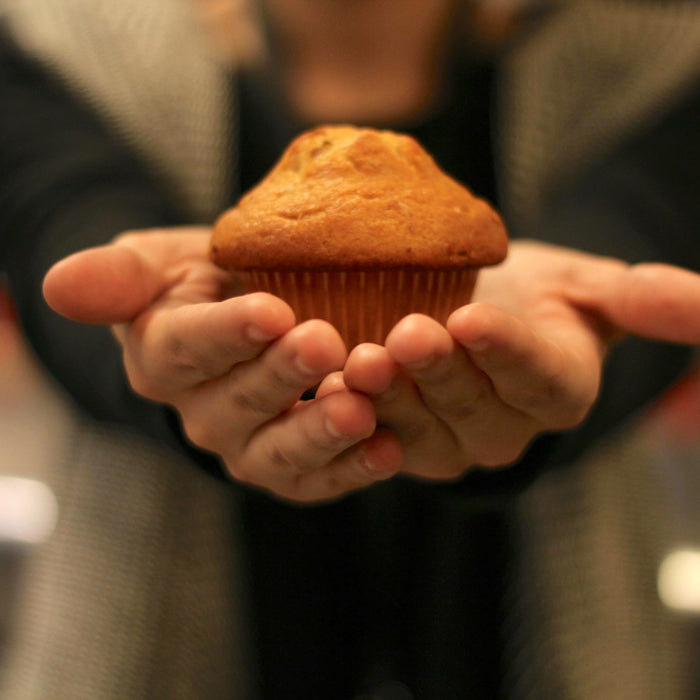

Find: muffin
<box><xmin>211</xmin><ymin>125</ymin><xmax>508</xmax><ymax>347</ymax></box>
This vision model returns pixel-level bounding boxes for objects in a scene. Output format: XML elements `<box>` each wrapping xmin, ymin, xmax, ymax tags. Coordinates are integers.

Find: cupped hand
<box><xmin>43</xmin><ymin>227</ymin><xmax>401</xmax><ymax>502</ymax></box>
<box><xmin>338</xmin><ymin>240</ymin><xmax>700</xmax><ymax>481</ymax></box>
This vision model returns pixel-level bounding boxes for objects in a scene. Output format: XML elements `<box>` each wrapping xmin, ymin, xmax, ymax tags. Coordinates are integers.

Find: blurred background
<box><xmin>0</xmin><ymin>280</ymin><xmax>68</xmax><ymax>666</ymax></box>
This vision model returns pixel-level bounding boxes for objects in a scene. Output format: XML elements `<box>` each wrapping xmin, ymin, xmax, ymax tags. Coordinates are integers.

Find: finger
<box><xmin>344</xmin><ymin>344</ymin><xmax>418</xmax><ymax>430</ymax></box>
<box><xmin>344</xmin><ymin>341</ymin><xmax>463</xmax><ymax>477</ymax></box>
<box><xmin>178</xmin><ymin>319</ymin><xmax>348</xmax><ymax>449</ymax></box>
<box><xmin>447</xmin><ymin>303</ymin><xmax>599</xmax><ymax>427</ymax></box>
<box><xmin>43</xmin><ymin>244</ymin><xmax>163</xmax><ymax>324</ymax></box>
<box><xmin>343</xmin><ymin>343</ymin><xmax>399</xmax><ymax>395</ymax></box>
<box><xmin>43</xmin><ymin>228</ymin><xmax>213</xmax><ymax>324</ymax></box>
<box><xmin>233</xmin><ymin>390</ymin><xmax>400</xmax><ymax>500</ymax></box>
<box><xmin>286</xmin><ymin>429</ymin><xmax>403</xmax><ymax>503</ymax></box>
<box><xmin>567</xmin><ymin>261</ymin><xmax>700</xmax><ymax>345</ymax></box>
<box><xmin>123</xmin><ymin>292</ymin><xmax>295</xmax><ymax>391</ymax></box>
<box><xmin>384</xmin><ymin>315</ymin><xmax>496</xmax><ymax>423</ymax></box>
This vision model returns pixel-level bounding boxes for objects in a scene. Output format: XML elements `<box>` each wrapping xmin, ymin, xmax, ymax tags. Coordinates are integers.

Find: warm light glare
<box><xmin>0</xmin><ymin>477</ymin><xmax>58</xmax><ymax>545</ymax></box>
<box><xmin>658</xmin><ymin>548</ymin><xmax>700</xmax><ymax>614</ymax></box>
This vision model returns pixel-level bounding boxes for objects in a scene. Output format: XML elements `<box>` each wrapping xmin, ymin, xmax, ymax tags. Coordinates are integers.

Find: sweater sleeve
<box><xmin>0</xmin><ymin>29</ymin><xmax>226</xmax><ymax>477</ymax></box>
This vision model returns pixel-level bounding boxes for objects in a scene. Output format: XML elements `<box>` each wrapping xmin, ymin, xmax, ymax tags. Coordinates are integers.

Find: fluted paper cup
<box><xmin>240</xmin><ymin>268</ymin><xmax>479</xmax><ymax>348</ymax></box>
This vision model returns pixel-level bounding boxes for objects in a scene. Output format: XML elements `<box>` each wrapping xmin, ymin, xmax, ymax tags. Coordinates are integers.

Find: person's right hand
<box><xmin>43</xmin><ymin>227</ymin><xmax>402</xmax><ymax>502</ymax></box>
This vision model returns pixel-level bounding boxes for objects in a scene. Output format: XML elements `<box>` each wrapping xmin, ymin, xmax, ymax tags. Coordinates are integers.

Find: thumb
<box><xmin>43</xmin><ymin>244</ymin><xmax>161</xmax><ymax>324</ymax></box>
<box><xmin>42</xmin><ymin>228</ymin><xmax>213</xmax><ymax>325</ymax></box>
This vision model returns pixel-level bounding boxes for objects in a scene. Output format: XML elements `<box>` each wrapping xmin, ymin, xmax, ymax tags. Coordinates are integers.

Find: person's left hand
<box><xmin>321</xmin><ymin>240</ymin><xmax>700</xmax><ymax>480</ymax></box>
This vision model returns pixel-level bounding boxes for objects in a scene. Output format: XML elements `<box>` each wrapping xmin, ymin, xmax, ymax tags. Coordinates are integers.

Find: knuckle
<box><xmin>566</xmin><ymin>400</ymin><xmax>593</xmax><ymax>427</ymax></box>
<box><xmin>404</xmin><ymin>424</ymin><xmax>432</xmax><ymax>446</ymax></box>
<box><xmin>529</xmin><ymin>380</ymin><xmax>596</xmax><ymax>429</ymax></box>
<box><xmin>545</xmin><ymin>391</ymin><xmax>593</xmax><ymax>429</ymax></box>
<box><xmin>228</xmin><ymin>383</ymin><xmax>278</xmax><ymax>417</ymax></box>
<box><xmin>125</xmin><ymin>369</ymin><xmax>161</xmax><ymax>402</ymax></box>
<box><xmin>123</xmin><ymin>347</ymin><xmax>181</xmax><ymax>402</ymax></box>
<box><xmin>112</xmin><ymin>230</ymin><xmax>140</xmax><ymax>246</ymax></box>
<box><xmin>403</xmin><ymin>411</ymin><xmax>455</xmax><ymax>449</ymax></box>
<box><xmin>477</xmin><ymin>441</ymin><xmax>526</xmax><ymax>467</ymax></box>
<box><xmin>268</xmin><ymin>362</ymin><xmax>311</xmax><ymax>392</ymax></box>
<box><xmin>405</xmin><ymin>453</ymin><xmax>465</xmax><ymax>480</ymax></box>
<box><xmin>225</xmin><ymin>460</ymin><xmax>254</xmax><ymax>484</ymax></box>
<box><xmin>159</xmin><ymin>314</ymin><xmax>213</xmax><ymax>379</ymax></box>
<box><xmin>307</xmin><ymin>421</ymin><xmax>347</xmax><ymax>453</ymax></box>
<box><xmin>265</xmin><ymin>441</ymin><xmax>300</xmax><ymax>473</ymax></box>
<box><xmin>225</xmin><ymin>366</ymin><xmax>277</xmax><ymax>417</ymax></box>
<box><xmin>177</xmin><ymin>397</ymin><xmax>228</xmax><ymax>454</ymax></box>
<box><xmin>181</xmin><ymin>415</ymin><xmax>218</xmax><ymax>451</ymax></box>
<box><xmin>437</xmin><ymin>458</ymin><xmax>472</xmax><ymax>480</ymax></box>
<box><xmin>164</xmin><ymin>333</ymin><xmax>199</xmax><ymax>374</ymax></box>
<box><xmin>392</xmin><ymin>419</ymin><xmax>432</xmax><ymax>447</ymax></box>
<box><xmin>282</xmin><ymin>485</ymin><xmax>323</xmax><ymax>504</ymax></box>
<box><xmin>440</xmin><ymin>401</ymin><xmax>483</xmax><ymax>424</ymax></box>
<box><xmin>514</xmin><ymin>387</ymin><xmax>554</xmax><ymax>415</ymax></box>
<box><xmin>225</xmin><ymin>363</ymin><xmax>305</xmax><ymax>419</ymax></box>
<box><xmin>433</xmin><ymin>380</ymin><xmax>493</xmax><ymax>424</ymax></box>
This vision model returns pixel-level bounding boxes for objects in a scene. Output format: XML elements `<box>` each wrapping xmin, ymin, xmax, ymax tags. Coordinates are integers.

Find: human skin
<box><xmin>43</xmin><ymin>229</ymin><xmax>700</xmax><ymax>502</ymax></box>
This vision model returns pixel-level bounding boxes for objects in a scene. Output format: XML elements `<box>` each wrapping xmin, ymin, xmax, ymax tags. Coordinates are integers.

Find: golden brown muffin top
<box><xmin>211</xmin><ymin>125</ymin><xmax>508</xmax><ymax>270</ymax></box>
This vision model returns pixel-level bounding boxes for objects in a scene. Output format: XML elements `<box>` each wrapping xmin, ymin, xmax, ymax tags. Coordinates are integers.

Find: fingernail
<box><xmin>245</xmin><ymin>324</ymin><xmax>278</xmax><ymax>343</ymax></box>
<box><xmin>359</xmin><ymin>451</ymin><xmax>384</xmax><ymax>476</ymax></box>
<box><xmin>324</xmin><ymin>416</ymin><xmax>344</xmax><ymax>439</ymax></box>
<box><xmin>294</xmin><ymin>354</ymin><xmax>318</xmax><ymax>376</ymax></box>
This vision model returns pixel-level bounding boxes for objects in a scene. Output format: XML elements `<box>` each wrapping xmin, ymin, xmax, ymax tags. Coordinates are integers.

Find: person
<box><xmin>1</xmin><ymin>0</ymin><xmax>700</xmax><ymax>697</ymax></box>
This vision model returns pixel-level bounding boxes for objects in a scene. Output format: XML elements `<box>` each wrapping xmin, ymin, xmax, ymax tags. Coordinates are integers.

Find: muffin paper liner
<box><xmin>241</xmin><ymin>268</ymin><xmax>478</xmax><ymax>348</ymax></box>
